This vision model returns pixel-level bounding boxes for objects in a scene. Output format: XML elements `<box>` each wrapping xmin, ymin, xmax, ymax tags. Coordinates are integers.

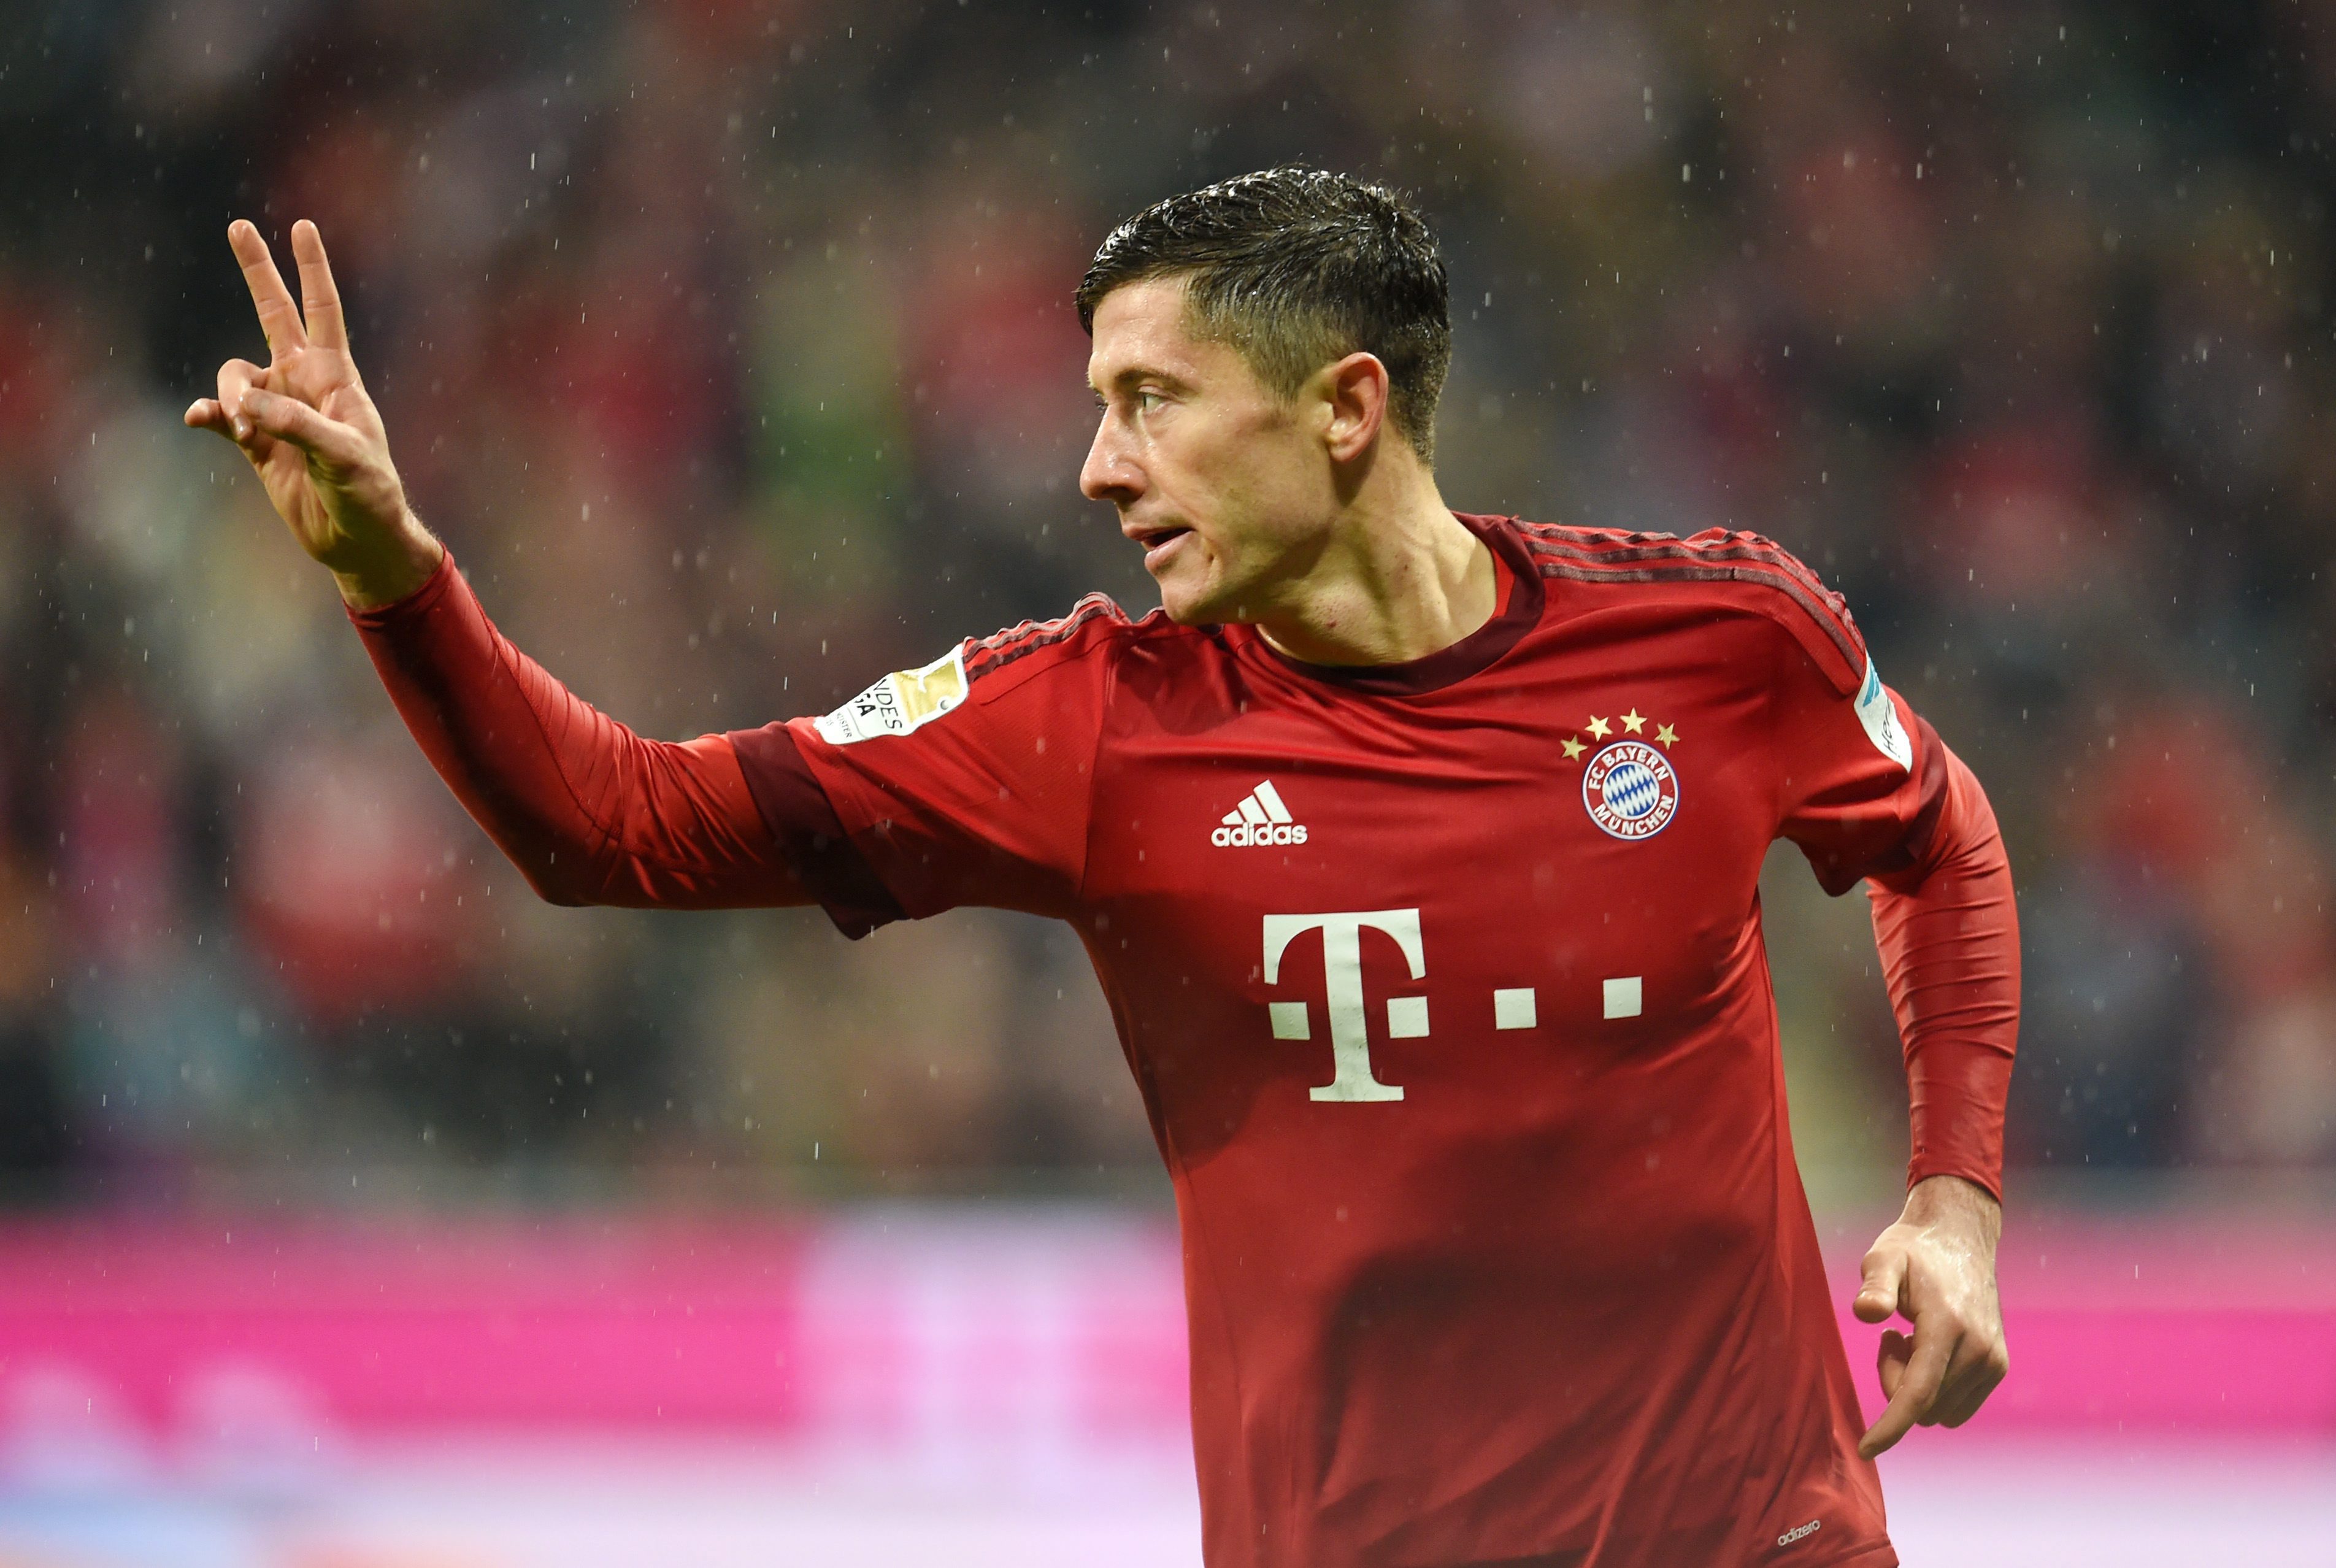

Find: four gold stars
<box><xmin>1562</xmin><ymin>708</ymin><xmax>1682</xmax><ymax>759</ymax></box>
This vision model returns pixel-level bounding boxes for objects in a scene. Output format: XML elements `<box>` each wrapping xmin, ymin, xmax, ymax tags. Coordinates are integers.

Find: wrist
<box><xmin>334</xmin><ymin>515</ymin><xmax>445</xmax><ymax>611</ymax></box>
<box><xmin>1899</xmin><ymin>1174</ymin><xmax>2001</xmax><ymax>1245</ymax></box>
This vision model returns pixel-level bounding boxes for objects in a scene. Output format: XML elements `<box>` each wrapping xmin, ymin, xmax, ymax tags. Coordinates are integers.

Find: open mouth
<box><xmin>1129</xmin><ymin>525</ymin><xmax>1192</xmax><ymax>567</ymax></box>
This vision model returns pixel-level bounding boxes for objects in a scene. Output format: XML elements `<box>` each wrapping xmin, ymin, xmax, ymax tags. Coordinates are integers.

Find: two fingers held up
<box><xmin>1852</xmin><ymin>1175</ymin><xmax>2010</xmax><ymax>1461</ymax></box>
<box><xmin>185</xmin><ymin>218</ymin><xmax>362</xmax><ymax>455</ymax></box>
<box><xmin>186</xmin><ymin>218</ymin><xmax>433</xmax><ymax>602</ymax></box>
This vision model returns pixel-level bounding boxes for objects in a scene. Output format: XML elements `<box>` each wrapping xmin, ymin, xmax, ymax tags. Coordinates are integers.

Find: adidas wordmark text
<box><xmin>1213</xmin><ymin>780</ymin><xmax>1308</xmax><ymax>847</ymax></box>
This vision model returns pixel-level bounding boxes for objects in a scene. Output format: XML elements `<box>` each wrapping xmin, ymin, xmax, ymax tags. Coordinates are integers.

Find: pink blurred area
<box><xmin>0</xmin><ymin>1212</ymin><xmax>1186</xmax><ymax>1450</ymax></box>
<box><xmin>1</xmin><ymin>1209</ymin><xmax>2326</xmax><ymax>1449</ymax></box>
<box><xmin>1837</xmin><ymin>1210</ymin><xmax>2336</xmax><ymax>1434</ymax></box>
<box><xmin>1</xmin><ymin>1209</ymin><xmax>2328</xmax><ymax>1567</ymax></box>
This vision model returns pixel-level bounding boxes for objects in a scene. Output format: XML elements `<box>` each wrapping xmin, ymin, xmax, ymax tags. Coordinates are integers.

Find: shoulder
<box><xmin>809</xmin><ymin>593</ymin><xmax>1184</xmax><ymax>749</ymax></box>
<box><xmin>959</xmin><ymin>591</ymin><xmax>1198</xmax><ymax>696</ymax></box>
<box><xmin>1513</xmin><ymin>520</ymin><xmax>1870</xmax><ymax>696</ymax></box>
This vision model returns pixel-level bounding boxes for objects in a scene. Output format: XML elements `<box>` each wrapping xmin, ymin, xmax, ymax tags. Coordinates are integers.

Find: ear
<box><xmin>1318</xmin><ymin>352</ymin><xmax>1393</xmax><ymax>463</ymax></box>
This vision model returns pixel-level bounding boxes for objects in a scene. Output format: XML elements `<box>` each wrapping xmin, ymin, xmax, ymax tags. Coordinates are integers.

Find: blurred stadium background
<box><xmin>1</xmin><ymin>1</ymin><xmax>2332</xmax><ymax>1562</ymax></box>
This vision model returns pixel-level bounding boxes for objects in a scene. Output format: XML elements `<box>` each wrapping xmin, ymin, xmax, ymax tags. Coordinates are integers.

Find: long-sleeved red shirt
<box><xmin>350</xmin><ymin>515</ymin><xmax>2018</xmax><ymax>1568</ymax></box>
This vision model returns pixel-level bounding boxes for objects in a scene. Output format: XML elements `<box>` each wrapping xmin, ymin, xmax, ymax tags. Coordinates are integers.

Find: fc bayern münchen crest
<box><xmin>1581</xmin><ymin>740</ymin><xmax>1680</xmax><ymax>840</ymax></box>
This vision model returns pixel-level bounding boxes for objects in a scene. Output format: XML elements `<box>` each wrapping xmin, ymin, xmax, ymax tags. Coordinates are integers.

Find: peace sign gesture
<box><xmin>185</xmin><ymin>219</ymin><xmax>442</xmax><ymax>609</ymax></box>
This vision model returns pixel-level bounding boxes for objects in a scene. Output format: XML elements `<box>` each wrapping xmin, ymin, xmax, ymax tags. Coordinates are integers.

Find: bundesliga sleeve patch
<box><xmin>1853</xmin><ymin>656</ymin><xmax>1913</xmax><ymax>772</ymax></box>
<box><xmin>813</xmin><ymin>645</ymin><xmax>969</xmax><ymax>745</ymax></box>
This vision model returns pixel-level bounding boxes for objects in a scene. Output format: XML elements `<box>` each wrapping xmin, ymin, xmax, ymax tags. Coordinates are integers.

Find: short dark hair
<box><xmin>1075</xmin><ymin>167</ymin><xmax>1452</xmax><ymax>464</ymax></box>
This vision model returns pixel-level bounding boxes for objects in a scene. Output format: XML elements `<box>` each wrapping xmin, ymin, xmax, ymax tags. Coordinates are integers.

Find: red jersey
<box><xmin>350</xmin><ymin>512</ymin><xmax>2018</xmax><ymax>1568</ymax></box>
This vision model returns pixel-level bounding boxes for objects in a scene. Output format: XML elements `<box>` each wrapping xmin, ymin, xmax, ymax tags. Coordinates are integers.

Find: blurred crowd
<box><xmin>2</xmin><ymin>0</ymin><xmax>2333</xmax><ymax>1202</ymax></box>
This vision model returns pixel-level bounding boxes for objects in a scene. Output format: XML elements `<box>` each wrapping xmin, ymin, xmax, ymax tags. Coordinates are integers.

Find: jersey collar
<box><xmin>1232</xmin><ymin>512</ymin><xmax>1544</xmax><ymax>697</ymax></box>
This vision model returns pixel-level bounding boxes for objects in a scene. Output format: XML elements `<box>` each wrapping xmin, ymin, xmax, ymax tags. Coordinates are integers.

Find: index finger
<box><xmin>289</xmin><ymin>219</ymin><xmax>348</xmax><ymax>353</ymax></box>
<box><xmin>227</xmin><ymin>220</ymin><xmax>309</xmax><ymax>358</ymax></box>
<box><xmin>1858</xmin><ymin>1318</ymin><xmax>1955</xmax><ymax>1459</ymax></box>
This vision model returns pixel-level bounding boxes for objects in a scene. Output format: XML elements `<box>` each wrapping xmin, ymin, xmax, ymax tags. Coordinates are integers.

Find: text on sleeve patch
<box><xmin>1853</xmin><ymin>656</ymin><xmax>1913</xmax><ymax>772</ymax></box>
<box><xmin>813</xmin><ymin>646</ymin><xmax>969</xmax><ymax>745</ymax></box>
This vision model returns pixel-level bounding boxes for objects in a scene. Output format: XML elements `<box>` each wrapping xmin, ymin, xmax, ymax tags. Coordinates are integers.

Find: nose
<box><xmin>1080</xmin><ymin>410</ymin><xmax>1143</xmax><ymax>505</ymax></box>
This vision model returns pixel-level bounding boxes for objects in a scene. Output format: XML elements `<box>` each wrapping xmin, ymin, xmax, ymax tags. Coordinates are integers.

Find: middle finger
<box><xmin>228</xmin><ymin>220</ymin><xmax>309</xmax><ymax>358</ymax></box>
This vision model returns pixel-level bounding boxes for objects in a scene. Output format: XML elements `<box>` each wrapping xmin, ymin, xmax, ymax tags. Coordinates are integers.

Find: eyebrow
<box><xmin>1091</xmin><ymin>363</ymin><xmax>1195</xmax><ymax>398</ymax></box>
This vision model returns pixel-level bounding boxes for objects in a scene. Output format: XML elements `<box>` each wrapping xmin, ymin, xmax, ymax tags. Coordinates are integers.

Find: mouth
<box><xmin>1126</xmin><ymin>522</ymin><xmax>1193</xmax><ymax>571</ymax></box>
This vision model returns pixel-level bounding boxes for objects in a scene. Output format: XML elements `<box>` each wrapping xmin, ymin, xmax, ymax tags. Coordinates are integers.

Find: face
<box><xmin>1079</xmin><ymin>279</ymin><xmax>1339</xmax><ymax>624</ymax></box>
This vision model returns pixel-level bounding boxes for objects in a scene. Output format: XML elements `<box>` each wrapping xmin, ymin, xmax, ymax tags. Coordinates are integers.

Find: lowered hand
<box><xmin>1853</xmin><ymin>1173</ymin><xmax>2009</xmax><ymax>1458</ymax></box>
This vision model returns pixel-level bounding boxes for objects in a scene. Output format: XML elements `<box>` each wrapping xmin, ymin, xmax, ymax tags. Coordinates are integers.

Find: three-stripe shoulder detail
<box><xmin>961</xmin><ymin>592</ymin><xmax>1153</xmax><ymax>681</ymax></box>
<box><xmin>1515</xmin><ymin>521</ymin><xmax>1867</xmax><ymax>686</ymax></box>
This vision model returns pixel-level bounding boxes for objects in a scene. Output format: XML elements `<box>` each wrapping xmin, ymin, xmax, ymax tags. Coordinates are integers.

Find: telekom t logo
<box><xmin>1261</xmin><ymin>909</ymin><xmax>1427</xmax><ymax>1102</ymax></box>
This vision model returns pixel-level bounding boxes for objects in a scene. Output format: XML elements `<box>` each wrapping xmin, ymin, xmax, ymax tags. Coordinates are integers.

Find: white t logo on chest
<box><xmin>1261</xmin><ymin>910</ymin><xmax>1427</xmax><ymax>1102</ymax></box>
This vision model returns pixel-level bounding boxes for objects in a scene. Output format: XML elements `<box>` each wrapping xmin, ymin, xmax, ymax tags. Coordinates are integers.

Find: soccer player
<box><xmin>189</xmin><ymin>169</ymin><xmax>2016</xmax><ymax>1568</ymax></box>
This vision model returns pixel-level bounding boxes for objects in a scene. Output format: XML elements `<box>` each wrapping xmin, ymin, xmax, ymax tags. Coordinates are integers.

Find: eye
<box><xmin>1137</xmin><ymin>389</ymin><xmax>1167</xmax><ymax>415</ymax></box>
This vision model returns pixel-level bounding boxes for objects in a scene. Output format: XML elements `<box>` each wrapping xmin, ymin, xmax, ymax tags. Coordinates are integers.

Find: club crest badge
<box><xmin>1581</xmin><ymin>740</ymin><xmax>1680</xmax><ymax>841</ymax></box>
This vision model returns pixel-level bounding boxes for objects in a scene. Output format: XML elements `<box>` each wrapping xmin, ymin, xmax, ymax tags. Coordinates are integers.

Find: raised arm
<box><xmin>188</xmin><ymin>219</ymin><xmax>806</xmax><ymax>910</ymax></box>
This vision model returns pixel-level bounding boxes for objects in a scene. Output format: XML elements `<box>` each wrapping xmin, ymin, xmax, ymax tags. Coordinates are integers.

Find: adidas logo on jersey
<box><xmin>1212</xmin><ymin>780</ymin><xmax>1309</xmax><ymax>847</ymax></box>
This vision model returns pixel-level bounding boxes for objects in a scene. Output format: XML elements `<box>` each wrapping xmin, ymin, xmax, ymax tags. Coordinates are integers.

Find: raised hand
<box><xmin>1852</xmin><ymin>1174</ymin><xmax>2010</xmax><ymax>1458</ymax></box>
<box><xmin>185</xmin><ymin>219</ymin><xmax>442</xmax><ymax>609</ymax></box>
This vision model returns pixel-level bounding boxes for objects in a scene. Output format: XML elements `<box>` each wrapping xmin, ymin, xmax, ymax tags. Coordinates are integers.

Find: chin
<box><xmin>1157</xmin><ymin>575</ymin><xmax>1240</xmax><ymax>627</ymax></box>
<box><xmin>1150</xmin><ymin>560</ymin><xmax>1211</xmax><ymax>625</ymax></box>
<box><xmin>1151</xmin><ymin>547</ymin><xmax>1253</xmax><ymax>626</ymax></box>
<box><xmin>1155</xmin><ymin>584</ymin><xmax>1204</xmax><ymax>625</ymax></box>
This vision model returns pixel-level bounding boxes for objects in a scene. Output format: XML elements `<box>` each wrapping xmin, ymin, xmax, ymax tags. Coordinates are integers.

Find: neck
<box><xmin>1252</xmin><ymin>460</ymin><xmax>1495</xmax><ymax>667</ymax></box>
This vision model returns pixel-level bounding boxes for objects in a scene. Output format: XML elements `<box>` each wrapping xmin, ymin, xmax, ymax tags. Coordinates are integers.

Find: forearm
<box><xmin>1867</xmin><ymin>744</ymin><xmax>2020</xmax><ymax>1201</ymax></box>
<box><xmin>345</xmin><ymin>548</ymin><xmax>805</xmax><ymax>910</ymax></box>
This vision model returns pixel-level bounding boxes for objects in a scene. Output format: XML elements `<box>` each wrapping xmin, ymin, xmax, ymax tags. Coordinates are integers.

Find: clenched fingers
<box><xmin>1931</xmin><ymin>1337</ymin><xmax>2010</xmax><ymax>1428</ymax></box>
<box><xmin>186</xmin><ymin>361</ymin><xmax>269</xmax><ymax>454</ymax></box>
<box><xmin>1875</xmin><ymin>1328</ymin><xmax>1911</xmax><ymax>1402</ymax></box>
<box><xmin>1858</xmin><ymin>1314</ymin><xmax>1955</xmax><ymax>1459</ymax></box>
<box><xmin>228</xmin><ymin>219</ymin><xmax>308</xmax><ymax>359</ymax></box>
<box><xmin>238</xmin><ymin>386</ymin><xmax>363</xmax><ymax>466</ymax></box>
<box><xmin>183</xmin><ymin>397</ymin><xmax>263</xmax><ymax>452</ymax></box>
<box><xmin>211</xmin><ymin>358</ymin><xmax>268</xmax><ymax>438</ymax></box>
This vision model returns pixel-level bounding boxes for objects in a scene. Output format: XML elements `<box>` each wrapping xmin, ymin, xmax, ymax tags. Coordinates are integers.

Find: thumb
<box><xmin>240</xmin><ymin>386</ymin><xmax>361</xmax><ymax>466</ymax></box>
<box><xmin>1854</xmin><ymin>1247</ymin><xmax>1905</xmax><ymax>1323</ymax></box>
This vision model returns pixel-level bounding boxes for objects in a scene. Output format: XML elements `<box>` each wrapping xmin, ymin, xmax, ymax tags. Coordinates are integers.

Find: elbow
<box><xmin>514</xmin><ymin>856</ymin><xmax>602</xmax><ymax>908</ymax></box>
<box><xmin>522</xmin><ymin>875</ymin><xmax>596</xmax><ymax>909</ymax></box>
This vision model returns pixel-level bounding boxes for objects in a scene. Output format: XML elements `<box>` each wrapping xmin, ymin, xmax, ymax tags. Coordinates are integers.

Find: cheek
<box><xmin>1214</xmin><ymin>463</ymin><xmax>1313</xmax><ymax>558</ymax></box>
<box><xmin>1158</xmin><ymin>410</ymin><xmax>1308</xmax><ymax>559</ymax></box>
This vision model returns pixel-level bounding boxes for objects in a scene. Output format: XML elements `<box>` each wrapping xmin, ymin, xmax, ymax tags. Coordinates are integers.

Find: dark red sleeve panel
<box><xmin>724</xmin><ymin>723</ymin><xmax>906</xmax><ymax>936</ymax></box>
<box><xmin>1865</xmin><ymin>742</ymin><xmax>2020</xmax><ymax>1204</ymax></box>
<box><xmin>345</xmin><ymin>547</ymin><xmax>817</xmax><ymax>912</ymax></box>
